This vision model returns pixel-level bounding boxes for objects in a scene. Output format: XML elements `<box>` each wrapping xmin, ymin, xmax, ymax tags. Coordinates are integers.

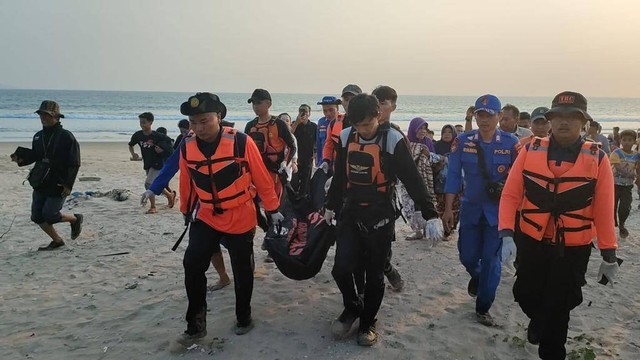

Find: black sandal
<box><xmin>38</xmin><ymin>240</ymin><xmax>65</xmax><ymax>251</ymax></box>
<box><xmin>71</xmin><ymin>214</ymin><xmax>83</xmax><ymax>240</ymax></box>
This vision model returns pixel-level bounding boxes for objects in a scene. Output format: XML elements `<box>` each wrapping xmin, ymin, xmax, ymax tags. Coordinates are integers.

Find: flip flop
<box><xmin>146</xmin><ymin>207</ymin><xmax>158</xmax><ymax>214</ymax></box>
<box><xmin>167</xmin><ymin>191</ymin><xmax>177</xmax><ymax>209</ymax></box>
<box><xmin>38</xmin><ymin>240</ymin><xmax>65</xmax><ymax>251</ymax></box>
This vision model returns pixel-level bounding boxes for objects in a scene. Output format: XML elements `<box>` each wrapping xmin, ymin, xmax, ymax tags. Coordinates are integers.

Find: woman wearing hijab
<box><xmin>397</xmin><ymin>117</ymin><xmax>441</xmax><ymax>240</ymax></box>
<box><xmin>433</xmin><ymin>124</ymin><xmax>460</xmax><ymax>238</ymax></box>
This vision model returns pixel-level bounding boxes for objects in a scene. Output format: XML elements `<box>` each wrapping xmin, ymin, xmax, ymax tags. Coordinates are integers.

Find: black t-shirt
<box><xmin>293</xmin><ymin>121</ymin><xmax>317</xmax><ymax>163</ymax></box>
<box><xmin>128</xmin><ymin>130</ymin><xmax>173</xmax><ymax>170</ymax></box>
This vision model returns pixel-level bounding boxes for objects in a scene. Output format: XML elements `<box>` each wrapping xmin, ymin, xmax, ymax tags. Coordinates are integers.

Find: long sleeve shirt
<box><xmin>499</xmin><ymin>136</ymin><xmax>617</xmax><ymax>251</ymax></box>
<box><xmin>326</xmin><ymin>123</ymin><xmax>437</xmax><ymax>220</ymax></box>
<box><xmin>179</xmin><ymin>130</ymin><xmax>279</xmax><ymax>234</ymax></box>
<box><xmin>444</xmin><ymin>129</ymin><xmax>520</xmax><ymax>226</ymax></box>
<box><xmin>21</xmin><ymin>122</ymin><xmax>81</xmax><ymax>195</ymax></box>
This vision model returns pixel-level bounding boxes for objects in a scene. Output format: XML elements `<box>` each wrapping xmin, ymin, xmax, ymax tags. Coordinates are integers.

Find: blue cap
<box><xmin>317</xmin><ymin>96</ymin><xmax>342</xmax><ymax>105</ymax></box>
<box><xmin>473</xmin><ymin>94</ymin><xmax>501</xmax><ymax>115</ymax></box>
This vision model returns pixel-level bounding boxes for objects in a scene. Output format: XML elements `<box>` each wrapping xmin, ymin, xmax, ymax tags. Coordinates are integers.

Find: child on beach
<box><xmin>128</xmin><ymin>112</ymin><xmax>176</xmax><ymax>213</ymax></box>
<box><xmin>609</xmin><ymin>129</ymin><xmax>640</xmax><ymax>238</ymax></box>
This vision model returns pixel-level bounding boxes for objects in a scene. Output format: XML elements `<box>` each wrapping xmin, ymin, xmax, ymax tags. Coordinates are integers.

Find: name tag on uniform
<box><xmin>494</xmin><ymin>149</ymin><xmax>510</xmax><ymax>155</ymax></box>
<box><xmin>463</xmin><ymin>147</ymin><xmax>477</xmax><ymax>153</ymax></box>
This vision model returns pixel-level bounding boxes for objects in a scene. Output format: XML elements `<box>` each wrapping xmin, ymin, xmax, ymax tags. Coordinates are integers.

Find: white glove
<box><xmin>140</xmin><ymin>190</ymin><xmax>155</xmax><ymax>206</ymax></box>
<box><xmin>424</xmin><ymin>218</ymin><xmax>444</xmax><ymax>247</ymax></box>
<box><xmin>323</xmin><ymin>209</ymin><xmax>335</xmax><ymax>225</ymax></box>
<box><xmin>597</xmin><ymin>260</ymin><xmax>619</xmax><ymax>287</ymax></box>
<box><xmin>278</xmin><ymin>161</ymin><xmax>287</xmax><ymax>173</ymax></box>
<box><xmin>324</xmin><ymin>177</ymin><xmax>333</xmax><ymax>193</ymax></box>
<box><xmin>320</xmin><ymin>162</ymin><xmax>329</xmax><ymax>174</ymax></box>
<box><xmin>501</xmin><ymin>236</ymin><xmax>517</xmax><ymax>266</ymax></box>
<box><xmin>270</xmin><ymin>211</ymin><xmax>284</xmax><ymax>225</ymax></box>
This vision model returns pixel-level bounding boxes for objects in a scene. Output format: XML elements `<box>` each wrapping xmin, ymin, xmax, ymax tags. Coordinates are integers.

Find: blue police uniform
<box><xmin>445</xmin><ymin>129</ymin><xmax>519</xmax><ymax>314</ymax></box>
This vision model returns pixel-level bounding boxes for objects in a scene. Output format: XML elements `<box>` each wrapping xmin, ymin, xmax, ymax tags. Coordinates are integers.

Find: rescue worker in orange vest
<box><xmin>499</xmin><ymin>91</ymin><xmax>619</xmax><ymax>360</ymax></box>
<box><xmin>518</xmin><ymin>106</ymin><xmax>552</xmax><ymax>147</ymax></box>
<box><xmin>244</xmin><ymin>88</ymin><xmax>297</xmax><ymax>200</ymax></box>
<box><xmin>320</xmin><ymin>84</ymin><xmax>360</xmax><ymax>174</ymax></box>
<box><xmin>177</xmin><ymin>92</ymin><xmax>283</xmax><ymax>345</ymax></box>
<box><xmin>324</xmin><ymin>94</ymin><xmax>441</xmax><ymax>346</ymax></box>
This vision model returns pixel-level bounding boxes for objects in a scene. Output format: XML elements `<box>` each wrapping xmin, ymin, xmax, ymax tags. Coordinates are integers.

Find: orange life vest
<box><xmin>345</xmin><ymin>129</ymin><xmax>392</xmax><ymax>205</ymax></box>
<box><xmin>247</xmin><ymin>117</ymin><xmax>285</xmax><ymax>171</ymax></box>
<box><xmin>182</xmin><ymin>127</ymin><xmax>255</xmax><ymax>214</ymax></box>
<box><xmin>518</xmin><ymin>137</ymin><xmax>600</xmax><ymax>248</ymax></box>
<box><xmin>328</xmin><ymin>114</ymin><xmax>345</xmax><ymax>149</ymax></box>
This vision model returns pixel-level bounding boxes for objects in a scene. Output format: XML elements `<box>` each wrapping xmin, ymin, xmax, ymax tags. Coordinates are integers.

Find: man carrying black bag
<box><xmin>10</xmin><ymin>100</ymin><xmax>83</xmax><ymax>250</ymax></box>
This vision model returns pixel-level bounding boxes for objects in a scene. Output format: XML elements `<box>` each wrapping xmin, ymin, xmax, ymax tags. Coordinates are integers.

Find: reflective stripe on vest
<box><xmin>183</xmin><ymin>127</ymin><xmax>254</xmax><ymax>214</ymax></box>
<box><xmin>518</xmin><ymin>137</ymin><xmax>599</xmax><ymax>248</ymax></box>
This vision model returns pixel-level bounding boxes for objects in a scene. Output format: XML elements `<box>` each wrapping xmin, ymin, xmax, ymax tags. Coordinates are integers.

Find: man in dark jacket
<box><xmin>11</xmin><ymin>101</ymin><xmax>83</xmax><ymax>250</ymax></box>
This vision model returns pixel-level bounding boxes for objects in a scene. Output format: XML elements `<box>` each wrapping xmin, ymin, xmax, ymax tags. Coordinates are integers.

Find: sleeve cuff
<box><xmin>498</xmin><ymin>229</ymin><xmax>514</xmax><ymax>238</ymax></box>
<box><xmin>600</xmin><ymin>248</ymin><xmax>617</xmax><ymax>263</ymax></box>
<box><xmin>420</xmin><ymin>207</ymin><xmax>438</xmax><ymax>221</ymax></box>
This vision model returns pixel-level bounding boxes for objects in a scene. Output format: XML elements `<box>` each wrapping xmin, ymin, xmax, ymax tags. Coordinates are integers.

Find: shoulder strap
<box><xmin>475</xmin><ymin>143</ymin><xmax>491</xmax><ymax>180</ymax></box>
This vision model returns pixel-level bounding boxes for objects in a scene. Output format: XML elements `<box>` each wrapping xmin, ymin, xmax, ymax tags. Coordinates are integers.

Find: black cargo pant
<box><xmin>291</xmin><ymin>159</ymin><xmax>313</xmax><ymax>197</ymax></box>
<box><xmin>513</xmin><ymin>233</ymin><xmax>591</xmax><ymax>360</ymax></box>
<box><xmin>183</xmin><ymin>221</ymin><xmax>255</xmax><ymax>333</ymax></box>
<box><xmin>332</xmin><ymin>219</ymin><xmax>393</xmax><ymax>331</ymax></box>
<box><xmin>354</xmin><ymin>242</ymin><xmax>396</xmax><ymax>295</ymax></box>
<box><xmin>614</xmin><ymin>184</ymin><xmax>633</xmax><ymax>227</ymax></box>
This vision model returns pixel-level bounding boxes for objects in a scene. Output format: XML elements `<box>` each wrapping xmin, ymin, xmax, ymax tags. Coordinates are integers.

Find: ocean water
<box><xmin>1</xmin><ymin>89</ymin><xmax>639</xmax><ymax>142</ymax></box>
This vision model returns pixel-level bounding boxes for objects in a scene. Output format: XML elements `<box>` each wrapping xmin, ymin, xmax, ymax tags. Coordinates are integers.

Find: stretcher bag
<box><xmin>264</xmin><ymin>169</ymin><xmax>335</xmax><ymax>280</ymax></box>
<box><xmin>264</xmin><ymin>213</ymin><xmax>335</xmax><ymax>280</ymax></box>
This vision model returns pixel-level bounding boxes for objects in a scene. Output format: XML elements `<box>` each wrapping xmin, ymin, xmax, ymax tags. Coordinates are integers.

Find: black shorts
<box><xmin>31</xmin><ymin>190</ymin><xmax>66</xmax><ymax>224</ymax></box>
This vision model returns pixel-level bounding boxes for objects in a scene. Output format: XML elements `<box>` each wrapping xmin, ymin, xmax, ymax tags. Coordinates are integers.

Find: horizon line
<box><xmin>1</xmin><ymin>87</ymin><xmax>640</xmax><ymax>100</ymax></box>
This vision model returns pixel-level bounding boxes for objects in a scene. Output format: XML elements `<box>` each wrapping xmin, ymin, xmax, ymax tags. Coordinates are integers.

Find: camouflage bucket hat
<box><xmin>35</xmin><ymin>100</ymin><xmax>65</xmax><ymax>118</ymax></box>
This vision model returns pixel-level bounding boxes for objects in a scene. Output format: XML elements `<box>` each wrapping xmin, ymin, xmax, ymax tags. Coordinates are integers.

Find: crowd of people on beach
<box><xmin>11</xmin><ymin>85</ymin><xmax>636</xmax><ymax>359</ymax></box>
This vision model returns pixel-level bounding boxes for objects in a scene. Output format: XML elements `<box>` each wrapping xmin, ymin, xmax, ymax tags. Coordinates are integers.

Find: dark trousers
<box><xmin>354</xmin><ymin>245</ymin><xmax>395</xmax><ymax>295</ymax></box>
<box><xmin>291</xmin><ymin>160</ymin><xmax>313</xmax><ymax>197</ymax></box>
<box><xmin>513</xmin><ymin>233</ymin><xmax>591</xmax><ymax>360</ymax></box>
<box><xmin>458</xmin><ymin>216</ymin><xmax>502</xmax><ymax>313</ymax></box>
<box><xmin>614</xmin><ymin>184</ymin><xmax>633</xmax><ymax>227</ymax></box>
<box><xmin>183</xmin><ymin>221</ymin><xmax>255</xmax><ymax>331</ymax></box>
<box><xmin>332</xmin><ymin>220</ymin><xmax>393</xmax><ymax>330</ymax></box>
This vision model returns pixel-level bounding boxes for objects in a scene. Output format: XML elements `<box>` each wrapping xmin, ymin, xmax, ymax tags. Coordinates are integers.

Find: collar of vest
<box><xmin>183</xmin><ymin>127</ymin><xmax>239</xmax><ymax>167</ymax></box>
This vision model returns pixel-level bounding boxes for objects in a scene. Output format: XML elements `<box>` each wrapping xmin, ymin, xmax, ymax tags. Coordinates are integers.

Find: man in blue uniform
<box><xmin>315</xmin><ymin>96</ymin><xmax>340</xmax><ymax>167</ymax></box>
<box><xmin>442</xmin><ymin>94</ymin><xmax>520</xmax><ymax>326</ymax></box>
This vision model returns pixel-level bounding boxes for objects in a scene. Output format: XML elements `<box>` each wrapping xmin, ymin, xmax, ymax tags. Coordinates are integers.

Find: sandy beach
<box><xmin>0</xmin><ymin>141</ymin><xmax>639</xmax><ymax>360</ymax></box>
